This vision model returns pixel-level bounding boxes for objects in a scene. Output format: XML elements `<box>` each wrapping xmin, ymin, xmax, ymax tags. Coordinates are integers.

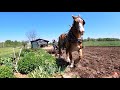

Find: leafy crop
<box><xmin>18</xmin><ymin>48</ymin><xmax>61</xmax><ymax>77</ymax></box>
<box><xmin>0</xmin><ymin>65</ymin><xmax>15</xmax><ymax>78</ymax></box>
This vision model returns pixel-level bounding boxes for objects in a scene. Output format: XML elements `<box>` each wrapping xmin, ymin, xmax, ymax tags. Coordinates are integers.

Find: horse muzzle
<box><xmin>80</xmin><ymin>31</ymin><xmax>84</xmax><ymax>35</ymax></box>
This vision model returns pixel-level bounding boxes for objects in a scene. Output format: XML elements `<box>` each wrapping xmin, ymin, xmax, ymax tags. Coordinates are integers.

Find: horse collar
<box><xmin>67</xmin><ymin>30</ymin><xmax>83</xmax><ymax>43</ymax></box>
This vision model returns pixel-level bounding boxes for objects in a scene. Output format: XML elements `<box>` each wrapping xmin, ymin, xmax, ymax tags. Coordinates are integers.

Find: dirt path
<box><xmin>14</xmin><ymin>72</ymin><xmax>29</xmax><ymax>78</ymax></box>
<box><xmin>42</xmin><ymin>45</ymin><xmax>53</xmax><ymax>50</ymax></box>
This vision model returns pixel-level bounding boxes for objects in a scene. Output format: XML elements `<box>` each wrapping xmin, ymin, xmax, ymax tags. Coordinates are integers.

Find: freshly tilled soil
<box><xmin>47</xmin><ymin>46</ymin><xmax>120</xmax><ymax>78</ymax></box>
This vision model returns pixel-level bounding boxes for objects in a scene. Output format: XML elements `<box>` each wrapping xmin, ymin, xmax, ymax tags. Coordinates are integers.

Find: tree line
<box><xmin>83</xmin><ymin>37</ymin><xmax>120</xmax><ymax>41</ymax></box>
<box><xmin>0</xmin><ymin>40</ymin><xmax>28</xmax><ymax>48</ymax></box>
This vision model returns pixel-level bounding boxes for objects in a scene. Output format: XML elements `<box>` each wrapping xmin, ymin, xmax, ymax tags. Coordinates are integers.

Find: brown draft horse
<box><xmin>58</xmin><ymin>15</ymin><xmax>85</xmax><ymax>68</ymax></box>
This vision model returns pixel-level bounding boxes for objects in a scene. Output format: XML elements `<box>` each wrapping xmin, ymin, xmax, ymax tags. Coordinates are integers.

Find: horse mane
<box><xmin>72</xmin><ymin>20</ymin><xmax>76</xmax><ymax>27</ymax></box>
<box><xmin>80</xmin><ymin>17</ymin><xmax>85</xmax><ymax>25</ymax></box>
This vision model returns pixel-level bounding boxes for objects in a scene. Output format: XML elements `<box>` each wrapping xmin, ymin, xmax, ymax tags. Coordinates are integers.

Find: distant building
<box><xmin>30</xmin><ymin>39</ymin><xmax>49</xmax><ymax>48</ymax></box>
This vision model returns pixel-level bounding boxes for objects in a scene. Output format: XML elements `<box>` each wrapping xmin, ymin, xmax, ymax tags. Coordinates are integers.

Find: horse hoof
<box><xmin>67</xmin><ymin>65</ymin><xmax>73</xmax><ymax>68</ymax></box>
<box><xmin>67</xmin><ymin>64</ymin><xmax>75</xmax><ymax>69</ymax></box>
<box><xmin>66</xmin><ymin>59</ymin><xmax>70</xmax><ymax>63</ymax></box>
<box><xmin>70</xmin><ymin>65</ymin><xmax>74</xmax><ymax>68</ymax></box>
<box><xmin>79</xmin><ymin>56</ymin><xmax>83</xmax><ymax>59</ymax></box>
<box><xmin>69</xmin><ymin>63</ymin><xmax>75</xmax><ymax>68</ymax></box>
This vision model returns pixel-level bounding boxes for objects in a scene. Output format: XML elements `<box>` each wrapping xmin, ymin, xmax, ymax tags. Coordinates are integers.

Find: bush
<box><xmin>0</xmin><ymin>57</ymin><xmax>14</xmax><ymax>69</ymax></box>
<box><xmin>0</xmin><ymin>65</ymin><xmax>15</xmax><ymax>78</ymax></box>
<box><xmin>17</xmin><ymin>48</ymin><xmax>60</xmax><ymax>76</ymax></box>
<box><xmin>22</xmin><ymin>49</ymin><xmax>32</xmax><ymax>52</ymax></box>
<box><xmin>20</xmin><ymin>49</ymin><xmax>32</xmax><ymax>57</ymax></box>
<box><xmin>17</xmin><ymin>52</ymin><xmax>42</xmax><ymax>74</ymax></box>
<box><xmin>28</xmin><ymin>49</ymin><xmax>61</xmax><ymax>78</ymax></box>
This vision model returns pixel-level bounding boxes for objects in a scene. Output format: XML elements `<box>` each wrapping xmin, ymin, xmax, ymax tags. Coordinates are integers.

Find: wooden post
<box><xmin>15</xmin><ymin>47</ymin><xmax>23</xmax><ymax>73</ymax></box>
<box><xmin>2</xmin><ymin>42</ymin><xmax>4</xmax><ymax>48</ymax></box>
<box><xmin>13</xmin><ymin>48</ymin><xmax>16</xmax><ymax>59</ymax></box>
<box><xmin>18</xmin><ymin>47</ymin><xmax>22</xmax><ymax>60</ymax></box>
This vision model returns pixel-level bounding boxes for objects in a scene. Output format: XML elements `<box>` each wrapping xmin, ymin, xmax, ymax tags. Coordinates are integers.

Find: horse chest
<box><xmin>70</xmin><ymin>44</ymin><xmax>81</xmax><ymax>51</ymax></box>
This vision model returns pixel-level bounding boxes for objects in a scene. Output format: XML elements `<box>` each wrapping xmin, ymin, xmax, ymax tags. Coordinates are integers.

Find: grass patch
<box><xmin>0</xmin><ymin>47</ymin><xmax>20</xmax><ymax>57</ymax></box>
<box><xmin>83</xmin><ymin>41</ymin><xmax>120</xmax><ymax>46</ymax></box>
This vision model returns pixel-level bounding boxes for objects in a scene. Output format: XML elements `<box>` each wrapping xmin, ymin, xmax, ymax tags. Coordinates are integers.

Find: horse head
<box><xmin>71</xmin><ymin>15</ymin><xmax>85</xmax><ymax>35</ymax></box>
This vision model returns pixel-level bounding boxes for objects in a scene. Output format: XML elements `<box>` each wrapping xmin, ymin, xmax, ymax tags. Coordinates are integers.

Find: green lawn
<box><xmin>0</xmin><ymin>47</ymin><xmax>21</xmax><ymax>57</ymax></box>
<box><xmin>83</xmin><ymin>41</ymin><xmax>120</xmax><ymax>46</ymax></box>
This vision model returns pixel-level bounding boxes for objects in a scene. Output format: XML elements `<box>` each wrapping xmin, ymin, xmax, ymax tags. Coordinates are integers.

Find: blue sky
<box><xmin>0</xmin><ymin>12</ymin><xmax>120</xmax><ymax>42</ymax></box>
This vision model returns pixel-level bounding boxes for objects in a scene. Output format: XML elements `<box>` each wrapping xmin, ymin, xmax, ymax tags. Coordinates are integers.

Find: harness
<box><xmin>61</xmin><ymin>18</ymin><xmax>84</xmax><ymax>48</ymax></box>
<box><xmin>67</xmin><ymin>30</ymin><xmax>83</xmax><ymax>43</ymax></box>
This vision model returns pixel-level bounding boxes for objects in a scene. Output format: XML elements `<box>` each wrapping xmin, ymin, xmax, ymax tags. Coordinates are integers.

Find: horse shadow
<box><xmin>56</xmin><ymin>58</ymin><xmax>69</xmax><ymax>71</ymax></box>
<box><xmin>74</xmin><ymin>58</ymin><xmax>81</xmax><ymax>65</ymax></box>
<box><xmin>55</xmin><ymin>56</ymin><xmax>82</xmax><ymax>71</ymax></box>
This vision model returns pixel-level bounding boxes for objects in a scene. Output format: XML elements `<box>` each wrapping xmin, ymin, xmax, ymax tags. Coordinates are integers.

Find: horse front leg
<box><xmin>78</xmin><ymin>48</ymin><xmax>83</xmax><ymax>60</ymax></box>
<box><xmin>69</xmin><ymin>52</ymin><xmax>74</xmax><ymax>68</ymax></box>
<box><xmin>78</xmin><ymin>43</ymin><xmax>83</xmax><ymax>60</ymax></box>
<box><xmin>66</xmin><ymin>49</ymin><xmax>70</xmax><ymax>63</ymax></box>
<box><xmin>59</xmin><ymin>46</ymin><xmax>62</xmax><ymax>58</ymax></box>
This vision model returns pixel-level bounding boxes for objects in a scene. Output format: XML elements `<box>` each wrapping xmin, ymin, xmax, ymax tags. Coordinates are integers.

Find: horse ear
<box><xmin>72</xmin><ymin>15</ymin><xmax>75</xmax><ymax>19</ymax></box>
<box><xmin>78</xmin><ymin>14</ymin><xmax>80</xmax><ymax>17</ymax></box>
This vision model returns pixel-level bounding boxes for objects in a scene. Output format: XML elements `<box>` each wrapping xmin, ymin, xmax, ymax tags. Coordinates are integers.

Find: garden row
<box><xmin>0</xmin><ymin>48</ymin><xmax>62</xmax><ymax>78</ymax></box>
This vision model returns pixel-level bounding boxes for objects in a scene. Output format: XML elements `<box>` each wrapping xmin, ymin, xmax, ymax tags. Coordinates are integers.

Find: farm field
<box><xmin>54</xmin><ymin>46</ymin><xmax>120</xmax><ymax>78</ymax></box>
<box><xmin>1</xmin><ymin>45</ymin><xmax>120</xmax><ymax>78</ymax></box>
<box><xmin>83</xmin><ymin>41</ymin><xmax>120</xmax><ymax>46</ymax></box>
<box><xmin>0</xmin><ymin>47</ymin><xmax>21</xmax><ymax>57</ymax></box>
